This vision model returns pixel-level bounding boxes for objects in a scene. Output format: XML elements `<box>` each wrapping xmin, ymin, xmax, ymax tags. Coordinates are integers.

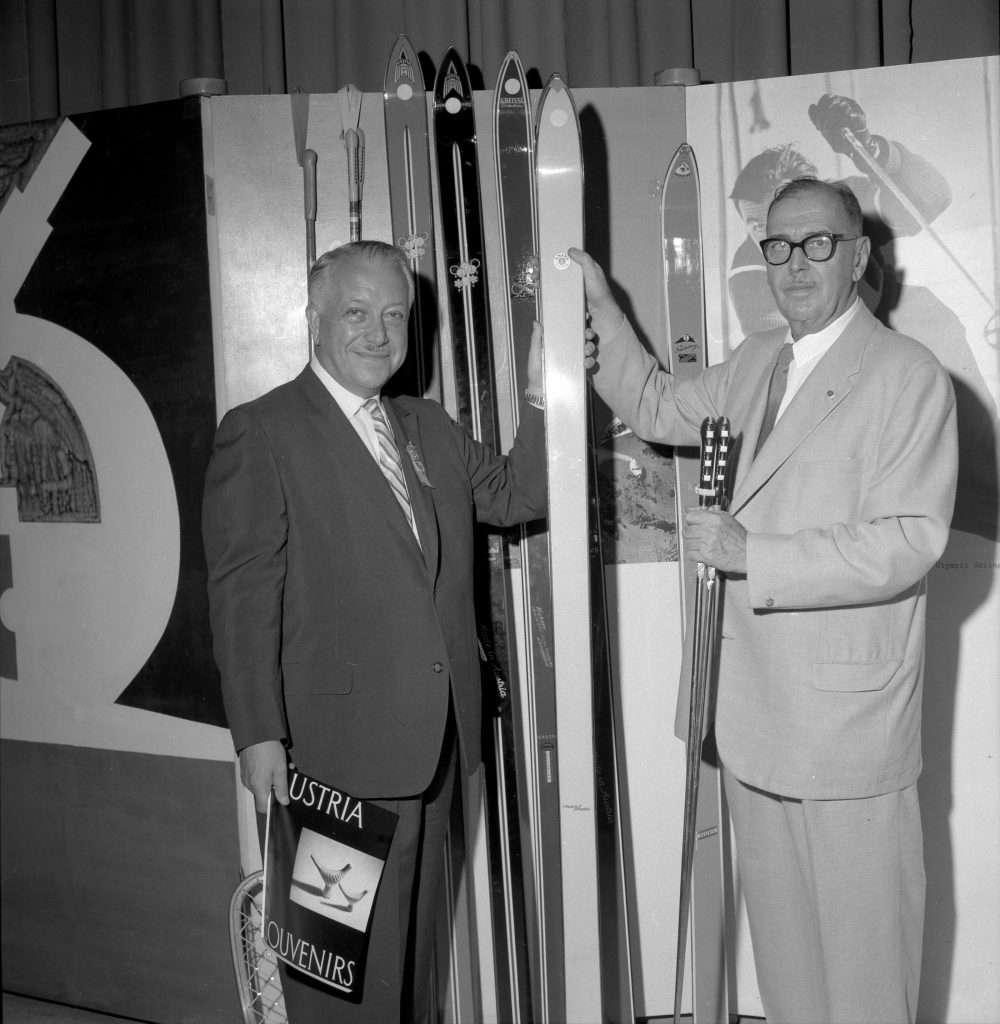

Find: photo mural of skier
<box><xmin>688</xmin><ymin>55</ymin><xmax>1000</xmax><ymax>1024</ymax></box>
<box><xmin>691</xmin><ymin>58</ymin><xmax>999</xmax><ymax>540</ymax></box>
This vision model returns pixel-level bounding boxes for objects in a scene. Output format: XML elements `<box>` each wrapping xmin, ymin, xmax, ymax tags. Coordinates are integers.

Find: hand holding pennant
<box><xmin>262</xmin><ymin>769</ymin><xmax>398</xmax><ymax>1003</ymax></box>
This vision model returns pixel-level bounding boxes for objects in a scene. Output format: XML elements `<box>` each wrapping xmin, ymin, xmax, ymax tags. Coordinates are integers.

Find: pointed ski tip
<box><xmin>435</xmin><ymin>47</ymin><xmax>467</xmax><ymax>89</ymax></box>
<box><xmin>384</xmin><ymin>33</ymin><xmax>424</xmax><ymax>94</ymax></box>
<box><xmin>666</xmin><ymin>141</ymin><xmax>699</xmax><ymax>181</ymax></box>
<box><xmin>390</xmin><ymin>34</ymin><xmax>414</xmax><ymax>61</ymax></box>
<box><xmin>538</xmin><ymin>72</ymin><xmax>579</xmax><ymax>125</ymax></box>
<box><xmin>494</xmin><ymin>50</ymin><xmax>529</xmax><ymax>100</ymax></box>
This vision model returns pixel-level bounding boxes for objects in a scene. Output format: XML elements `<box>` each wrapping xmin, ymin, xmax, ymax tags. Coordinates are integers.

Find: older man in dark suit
<box><xmin>203</xmin><ymin>240</ymin><xmax>546</xmax><ymax>1023</ymax></box>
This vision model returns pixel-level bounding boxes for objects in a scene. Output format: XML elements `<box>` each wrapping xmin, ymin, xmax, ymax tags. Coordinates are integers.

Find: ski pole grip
<box><xmin>696</xmin><ymin>417</ymin><xmax>717</xmax><ymax>507</ymax></box>
<box><xmin>713</xmin><ymin>416</ymin><xmax>732</xmax><ymax>510</ymax></box>
<box><xmin>302</xmin><ymin>150</ymin><xmax>317</xmax><ymax>220</ymax></box>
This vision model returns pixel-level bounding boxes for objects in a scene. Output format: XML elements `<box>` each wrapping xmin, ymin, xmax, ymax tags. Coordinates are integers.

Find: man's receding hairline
<box><xmin>308</xmin><ymin>242</ymin><xmax>414</xmax><ymax>306</ymax></box>
<box><xmin>309</xmin><ymin>258</ymin><xmax>412</xmax><ymax>313</ymax></box>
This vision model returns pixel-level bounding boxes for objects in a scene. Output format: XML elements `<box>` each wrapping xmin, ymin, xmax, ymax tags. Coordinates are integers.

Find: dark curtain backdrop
<box><xmin>1</xmin><ymin>0</ymin><xmax>998</xmax><ymax>126</ymax></box>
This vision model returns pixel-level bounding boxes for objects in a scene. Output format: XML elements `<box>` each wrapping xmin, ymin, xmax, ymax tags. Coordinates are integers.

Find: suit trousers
<box><xmin>265</xmin><ymin>710</ymin><xmax>458</xmax><ymax>1024</ymax></box>
<box><xmin>723</xmin><ymin>768</ymin><xmax>924</xmax><ymax>1024</ymax></box>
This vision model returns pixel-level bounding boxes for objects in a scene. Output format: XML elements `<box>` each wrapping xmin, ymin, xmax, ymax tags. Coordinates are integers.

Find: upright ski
<box><xmin>588</xmin><ymin>331</ymin><xmax>637</xmax><ymax>1022</ymax></box>
<box><xmin>536</xmin><ymin>74</ymin><xmax>603</xmax><ymax>1024</ymax></box>
<box><xmin>431</xmin><ymin>46</ymin><xmax>531</xmax><ymax>1024</ymax></box>
<box><xmin>491</xmin><ymin>51</ymin><xmax>556</xmax><ymax>1024</ymax></box>
<box><xmin>383</xmin><ymin>35</ymin><xmax>441</xmax><ymax>401</ymax></box>
<box><xmin>661</xmin><ymin>142</ymin><xmax>729</xmax><ymax>1023</ymax></box>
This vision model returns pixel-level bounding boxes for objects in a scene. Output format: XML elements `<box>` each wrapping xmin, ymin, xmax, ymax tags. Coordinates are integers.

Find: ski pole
<box><xmin>290</xmin><ymin>89</ymin><xmax>317</xmax><ymax>273</ymax></box>
<box><xmin>840</xmin><ymin>127</ymin><xmax>993</xmax><ymax>313</ymax></box>
<box><xmin>338</xmin><ymin>84</ymin><xmax>365</xmax><ymax>242</ymax></box>
<box><xmin>674</xmin><ymin>415</ymin><xmax>731</xmax><ymax>1024</ymax></box>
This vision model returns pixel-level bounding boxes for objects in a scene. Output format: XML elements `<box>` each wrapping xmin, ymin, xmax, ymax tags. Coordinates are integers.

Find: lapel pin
<box><xmin>406</xmin><ymin>440</ymin><xmax>435</xmax><ymax>487</ymax></box>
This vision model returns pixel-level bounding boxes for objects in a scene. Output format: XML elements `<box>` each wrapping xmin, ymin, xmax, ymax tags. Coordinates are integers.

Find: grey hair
<box><xmin>769</xmin><ymin>176</ymin><xmax>864</xmax><ymax>234</ymax></box>
<box><xmin>307</xmin><ymin>241</ymin><xmax>414</xmax><ymax>306</ymax></box>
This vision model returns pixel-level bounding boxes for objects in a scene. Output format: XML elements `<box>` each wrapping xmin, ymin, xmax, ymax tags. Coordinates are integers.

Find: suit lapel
<box><xmin>296</xmin><ymin>369</ymin><xmax>427</xmax><ymax>564</ymax></box>
<box><xmin>731</xmin><ymin>341</ymin><xmax>784</xmax><ymax>497</ymax></box>
<box><xmin>731</xmin><ymin>308</ymin><xmax>876</xmax><ymax>514</ymax></box>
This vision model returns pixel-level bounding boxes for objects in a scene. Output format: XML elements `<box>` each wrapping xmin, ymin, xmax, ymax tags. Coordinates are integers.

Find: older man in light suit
<box><xmin>203</xmin><ymin>241</ymin><xmax>546</xmax><ymax>1023</ymax></box>
<box><xmin>571</xmin><ymin>177</ymin><xmax>958</xmax><ymax>1023</ymax></box>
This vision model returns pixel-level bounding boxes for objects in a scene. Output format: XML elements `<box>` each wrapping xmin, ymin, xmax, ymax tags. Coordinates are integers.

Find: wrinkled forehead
<box><xmin>767</xmin><ymin>187</ymin><xmax>851</xmax><ymax>237</ymax></box>
<box><xmin>319</xmin><ymin>258</ymin><xmax>411</xmax><ymax>307</ymax></box>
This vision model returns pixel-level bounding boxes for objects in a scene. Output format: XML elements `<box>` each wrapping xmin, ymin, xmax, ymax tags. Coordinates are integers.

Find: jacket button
<box><xmin>432</xmin><ymin>661</ymin><xmax>444</xmax><ymax>673</ymax></box>
<box><xmin>765</xmin><ymin>598</ymin><xmax>774</xmax><ymax>607</ymax></box>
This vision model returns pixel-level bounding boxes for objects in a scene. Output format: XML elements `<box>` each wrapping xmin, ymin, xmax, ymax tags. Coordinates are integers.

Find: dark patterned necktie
<box><xmin>754</xmin><ymin>343</ymin><xmax>794</xmax><ymax>457</ymax></box>
<box><xmin>363</xmin><ymin>398</ymin><xmax>419</xmax><ymax>543</ymax></box>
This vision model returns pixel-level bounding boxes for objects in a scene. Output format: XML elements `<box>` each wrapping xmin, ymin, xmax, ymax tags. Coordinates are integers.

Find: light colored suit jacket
<box><xmin>203</xmin><ymin>366</ymin><xmax>546</xmax><ymax>799</ymax></box>
<box><xmin>591</xmin><ymin>304</ymin><xmax>957</xmax><ymax>799</ymax></box>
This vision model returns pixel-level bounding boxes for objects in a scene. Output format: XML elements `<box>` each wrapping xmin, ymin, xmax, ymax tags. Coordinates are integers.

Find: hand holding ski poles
<box><xmin>683</xmin><ymin>414</ymin><xmax>744</xmax><ymax>572</ymax></box>
<box><xmin>674</xmin><ymin>416</ymin><xmax>733</xmax><ymax>1024</ymax></box>
<box><xmin>682</xmin><ymin>506</ymin><xmax>746</xmax><ymax>574</ymax></box>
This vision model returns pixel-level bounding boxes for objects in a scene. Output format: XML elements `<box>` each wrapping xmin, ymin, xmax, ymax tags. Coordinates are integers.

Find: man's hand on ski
<box><xmin>568</xmin><ymin>248</ymin><xmax>626</xmax><ymax>363</ymax></box>
<box><xmin>583</xmin><ymin>325</ymin><xmax>599</xmax><ymax>370</ymax></box>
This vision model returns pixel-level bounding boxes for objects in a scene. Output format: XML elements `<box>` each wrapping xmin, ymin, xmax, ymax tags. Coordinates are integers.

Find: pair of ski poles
<box><xmin>291</xmin><ymin>85</ymin><xmax>366</xmax><ymax>276</ymax></box>
<box><xmin>674</xmin><ymin>415</ymin><xmax>732</xmax><ymax>1024</ymax></box>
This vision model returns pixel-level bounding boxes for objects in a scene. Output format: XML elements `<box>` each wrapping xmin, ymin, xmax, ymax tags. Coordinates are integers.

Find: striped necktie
<box><xmin>363</xmin><ymin>398</ymin><xmax>419</xmax><ymax>543</ymax></box>
<box><xmin>754</xmin><ymin>342</ymin><xmax>794</xmax><ymax>457</ymax></box>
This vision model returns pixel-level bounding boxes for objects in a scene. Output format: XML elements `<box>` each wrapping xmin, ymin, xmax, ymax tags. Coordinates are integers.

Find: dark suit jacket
<box><xmin>203</xmin><ymin>366</ymin><xmax>546</xmax><ymax>798</ymax></box>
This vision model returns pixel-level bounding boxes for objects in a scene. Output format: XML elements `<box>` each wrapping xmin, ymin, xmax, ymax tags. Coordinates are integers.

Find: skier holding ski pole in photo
<box><xmin>569</xmin><ymin>175</ymin><xmax>958</xmax><ymax>1024</ymax></box>
<box><xmin>727</xmin><ymin>93</ymin><xmax>996</xmax><ymax>539</ymax></box>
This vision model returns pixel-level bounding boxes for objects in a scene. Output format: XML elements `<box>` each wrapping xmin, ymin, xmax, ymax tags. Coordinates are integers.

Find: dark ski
<box><xmin>491</xmin><ymin>50</ymin><xmax>556</xmax><ymax>1024</ymax></box>
<box><xmin>382</xmin><ymin>34</ymin><xmax>441</xmax><ymax>401</ymax></box>
<box><xmin>431</xmin><ymin>46</ymin><xmax>531</xmax><ymax>1023</ymax></box>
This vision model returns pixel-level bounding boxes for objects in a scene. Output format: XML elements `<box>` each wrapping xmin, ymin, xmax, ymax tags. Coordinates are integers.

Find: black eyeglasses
<box><xmin>760</xmin><ymin>232</ymin><xmax>860</xmax><ymax>265</ymax></box>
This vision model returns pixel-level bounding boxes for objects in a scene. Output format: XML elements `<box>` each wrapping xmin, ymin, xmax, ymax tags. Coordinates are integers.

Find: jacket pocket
<box><xmin>812</xmin><ymin>658</ymin><xmax>899</xmax><ymax>692</ymax></box>
<box><xmin>282</xmin><ymin>661</ymin><xmax>355</xmax><ymax>695</ymax></box>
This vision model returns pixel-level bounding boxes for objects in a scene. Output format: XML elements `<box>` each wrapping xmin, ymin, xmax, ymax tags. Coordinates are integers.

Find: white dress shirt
<box><xmin>310</xmin><ymin>355</ymin><xmax>384</xmax><ymax>461</ymax></box>
<box><xmin>777</xmin><ymin>297</ymin><xmax>863</xmax><ymax>422</ymax></box>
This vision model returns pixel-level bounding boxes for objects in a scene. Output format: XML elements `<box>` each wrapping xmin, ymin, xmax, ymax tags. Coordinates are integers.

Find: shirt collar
<box><xmin>309</xmin><ymin>355</ymin><xmax>377</xmax><ymax>420</ymax></box>
<box><xmin>787</xmin><ymin>296</ymin><xmax>862</xmax><ymax>363</ymax></box>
